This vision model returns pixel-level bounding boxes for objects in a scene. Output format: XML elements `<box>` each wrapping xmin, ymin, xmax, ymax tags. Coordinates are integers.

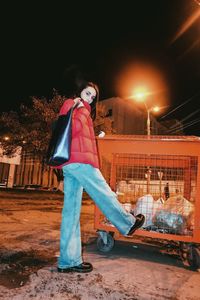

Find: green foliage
<box><xmin>94</xmin><ymin>102</ymin><xmax>115</xmax><ymax>135</ymax></box>
<box><xmin>0</xmin><ymin>90</ymin><xmax>65</xmax><ymax>157</ymax></box>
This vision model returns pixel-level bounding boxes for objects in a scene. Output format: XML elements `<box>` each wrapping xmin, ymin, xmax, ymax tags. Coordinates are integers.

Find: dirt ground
<box><xmin>0</xmin><ymin>189</ymin><xmax>200</xmax><ymax>300</ymax></box>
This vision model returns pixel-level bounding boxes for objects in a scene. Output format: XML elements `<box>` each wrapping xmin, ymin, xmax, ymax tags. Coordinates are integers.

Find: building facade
<box><xmin>99</xmin><ymin>97</ymin><xmax>168</xmax><ymax>135</ymax></box>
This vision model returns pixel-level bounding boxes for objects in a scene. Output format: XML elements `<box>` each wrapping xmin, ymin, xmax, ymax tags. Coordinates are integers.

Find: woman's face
<box><xmin>80</xmin><ymin>86</ymin><xmax>96</xmax><ymax>104</ymax></box>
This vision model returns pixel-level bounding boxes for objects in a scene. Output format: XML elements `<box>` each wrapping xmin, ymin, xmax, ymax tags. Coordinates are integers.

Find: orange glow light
<box><xmin>115</xmin><ymin>61</ymin><xmax>169</xmax><ymax>108</ymax></box>
<box><xmin>133</xmin><ymin>86</ymin><xmax>149</xmax><ymax>101</ymax></box>
<box><xmin>152</xmin><ymin>106</ymin><xmax>160</xmax><ymax>112</ymax></box>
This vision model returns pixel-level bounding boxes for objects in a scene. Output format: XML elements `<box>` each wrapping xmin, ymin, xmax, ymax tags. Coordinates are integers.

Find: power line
<box><xmin>167</xmin><ymin>117</ymin><xmax>200</xmax><ymax>133</ymax></box>
<box><xmin>168</xmin><ymin>117</ymin><xmax>200</xmax><ymax>132</ymax></box>
<box><xmin>169</xmin><ymin>108</ymin><xmax>200</xmax><ymax>129</ymax></box>
<box><xmin>160</xmin><ymin>91</ymin><xmax>200</xmax><ymax>120</ymax></box>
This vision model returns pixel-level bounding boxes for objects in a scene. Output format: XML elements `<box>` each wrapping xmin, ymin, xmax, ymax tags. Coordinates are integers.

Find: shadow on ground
<box><xmin>86</xmin><ymin>238</ymin><xmax>194</xmax><ymax>271</ymax></box>
<box><xmin>0</xmin><ymin>249</ymin><xmax>56</xmax><ymax>289</ymax></box>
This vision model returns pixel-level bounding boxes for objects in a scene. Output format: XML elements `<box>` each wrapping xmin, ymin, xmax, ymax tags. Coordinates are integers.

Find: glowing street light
<box><xmin>4</xmin><ymin>136</ymin><xmax>10</xmax><ymax>141</ymax></box>
<box><xmin>152</xmin><ymin>106</ymin><xmax>160</xmax><ymax>113</ymax></box>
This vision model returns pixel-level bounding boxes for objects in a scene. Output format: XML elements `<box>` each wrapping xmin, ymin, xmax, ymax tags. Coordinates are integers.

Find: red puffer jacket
<box><xmin>54</xmin><ymin>99</ymin><xmax>99</xmax><ymax>169</ymax></box>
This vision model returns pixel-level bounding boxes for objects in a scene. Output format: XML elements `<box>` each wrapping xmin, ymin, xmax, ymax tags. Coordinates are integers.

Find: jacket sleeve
<box><xmin>59</xmin><ymin>99</ymin><xmax>74</xmax><ymax>115</ymax></box>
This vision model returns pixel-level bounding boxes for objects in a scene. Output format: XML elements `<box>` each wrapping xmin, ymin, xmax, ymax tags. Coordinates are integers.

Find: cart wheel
<box><xmin>187</xmin><ymin>246</ymin><xmax>200</xmax><ymax>270</ymax></box>
<box><xmin>179</xmin><ymin>242</ymin><xmax>188</xmax><ymax>260</ymax></box>
<box><xmin>97</xmin><ymin>232</ymin><xmax>114</xmax><ymax>253</ymax></box>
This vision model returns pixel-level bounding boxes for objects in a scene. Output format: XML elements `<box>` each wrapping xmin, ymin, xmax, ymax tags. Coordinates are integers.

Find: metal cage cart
<box><xmin>95</xmin><ymin>135</ymin><xmax>200</xmax><ymax>269</ymax></box>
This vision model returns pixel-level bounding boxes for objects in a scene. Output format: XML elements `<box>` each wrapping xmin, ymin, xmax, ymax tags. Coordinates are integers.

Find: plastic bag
<box><xmin>134</xmin><ymin>194</ymin><xmax>154</xmax><ymax>227</ymax></box>
<box><xmin>153</xmin><ymin>210</ymin><xmax>187</xmax><ymax>234</ymax></box>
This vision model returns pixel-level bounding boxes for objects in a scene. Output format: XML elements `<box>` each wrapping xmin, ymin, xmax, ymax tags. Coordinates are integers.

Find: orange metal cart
<box><xmin>95</xmin><ymin>135</ymin><xmax>200</xmax><ymax>269</ymax></box>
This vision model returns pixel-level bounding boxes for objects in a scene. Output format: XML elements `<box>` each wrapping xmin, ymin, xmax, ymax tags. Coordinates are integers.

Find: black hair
<box><xmin>60</xmin><ymin>66</ymin><xmax>99</xmax><ymax>120</ymax></box>
<box><xmin>75</xmin><ymin>81</ymin><xmax>99</xmax><ymax>121</ymax></box>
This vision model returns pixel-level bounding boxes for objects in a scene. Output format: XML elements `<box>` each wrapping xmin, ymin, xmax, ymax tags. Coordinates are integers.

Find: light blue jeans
<box><xmin>58</xmin><ymin>163</ymin><xmax>136</xmax><ymax>268</ymax></box>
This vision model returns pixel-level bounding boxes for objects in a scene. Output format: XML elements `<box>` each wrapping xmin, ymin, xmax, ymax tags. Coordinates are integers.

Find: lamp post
<box><xmin>143</xmin><ymin>102</ymin><xmax>151</xmax><ymax>138</ymax></box>
<box><xmin>133</xmin><ymin>89</ymin><xmax>160</xmax><ymax>137</ymax></box>
<box><xmin>146</xmin><ymin>105</ymin><xmax>160</xmax><ymax>138</ymax></box>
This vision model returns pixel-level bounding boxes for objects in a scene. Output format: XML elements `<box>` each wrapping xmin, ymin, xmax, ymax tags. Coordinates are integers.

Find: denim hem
<box><xmin>58</xmin><ymin>258</ymin><xmax>83</xmax><ymax>269</ymax></box>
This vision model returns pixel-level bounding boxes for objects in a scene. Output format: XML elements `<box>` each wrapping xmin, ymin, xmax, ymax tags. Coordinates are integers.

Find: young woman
<box><xmin>55</xmin><ymin>81</ymin><xmax>145</xmax><ymax>273</ymax></box>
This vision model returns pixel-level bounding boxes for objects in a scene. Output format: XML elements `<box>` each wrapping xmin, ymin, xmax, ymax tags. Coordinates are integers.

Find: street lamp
<box><xmin>4</xmin><ymin>136</ymin><xmax>10</xmax><ymax>141</ymax></box>
<box><xmin>146</xmin><ymin>105</ymin><xmax>160</xmax><ymax>137</ymax></box>
<box><xmin>133</xmin><ymin>89</ymin><xmax>160</xmax><ymax>137</ymax></box>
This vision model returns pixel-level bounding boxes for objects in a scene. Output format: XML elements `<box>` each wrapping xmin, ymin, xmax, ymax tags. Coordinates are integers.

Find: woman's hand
<box><xmin>74</xmin><ymin>97</ymin><xmax>84</xmax><ymax>108</ymax></box>
<box><xmin>98</xmin><ymin>131</ymin><xmax>105</xmax><ymax>138</ymax></box>
<box><xmin>73</xmin><ymin>97</ymin><xmax>81</xmax><ymax>106</ymax></box>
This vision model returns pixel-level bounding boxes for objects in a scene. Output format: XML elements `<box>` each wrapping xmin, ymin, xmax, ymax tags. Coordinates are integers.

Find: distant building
<box><xmin>99</xmin><ymin>97</ymin><xmax>169</xmax><ymax>135</ymax></box>
<box><xmin>0</xmin><ymin>146</ymin><xmax>21</xmax><ymax>188</ymax></box>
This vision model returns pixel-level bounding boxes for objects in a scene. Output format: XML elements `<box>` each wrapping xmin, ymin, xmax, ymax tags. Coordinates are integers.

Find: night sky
<box><xmin>1</xmin><ymin>1</ymin><xmax>200</xmax><ymax>135</ymax></box>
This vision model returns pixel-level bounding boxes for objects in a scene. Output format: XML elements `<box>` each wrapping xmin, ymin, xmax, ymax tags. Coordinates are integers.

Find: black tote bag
<box><xmin>46</xmin><ymin>104</ymin><xmax>76</xmax><ymax>167</ymax></box>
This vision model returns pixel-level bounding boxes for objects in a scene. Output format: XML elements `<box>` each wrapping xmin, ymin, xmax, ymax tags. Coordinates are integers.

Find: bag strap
<box><xmin>72</xmin><ymin>102</ymin><xmax>79</xmax><ymax>109</ymax></box>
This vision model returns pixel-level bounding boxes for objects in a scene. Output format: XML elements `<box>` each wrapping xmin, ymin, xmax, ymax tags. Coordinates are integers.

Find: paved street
<box><xmin>0</xmin><ymin>189</ymin><xmax>200</xmax><ymax>299</ymax></box>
